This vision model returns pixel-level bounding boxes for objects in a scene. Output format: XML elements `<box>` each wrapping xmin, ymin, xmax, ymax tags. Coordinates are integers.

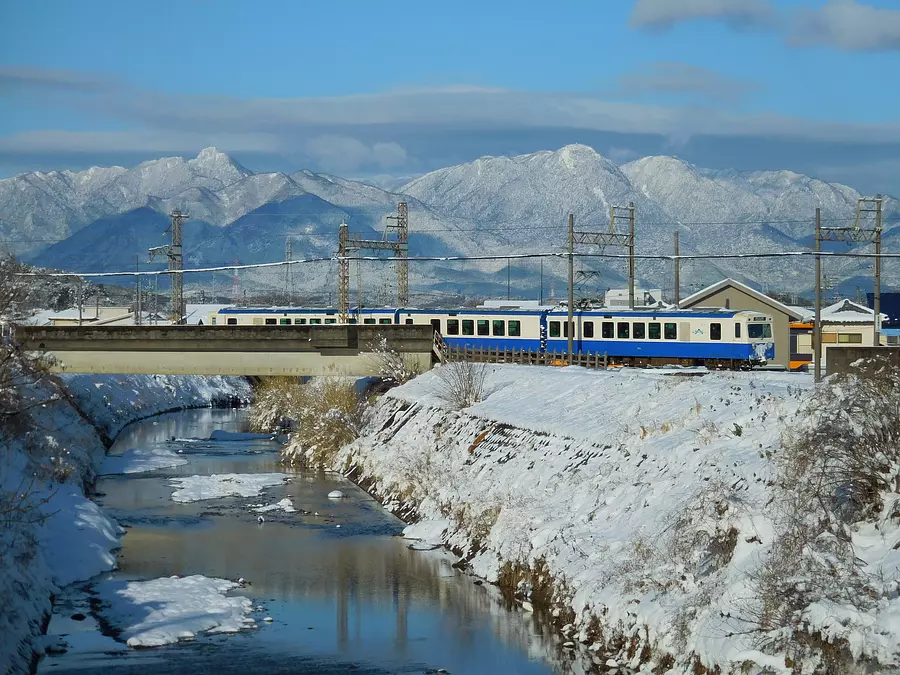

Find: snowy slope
<box><xmin>0</xmin><ymin>373</ymin><xmax>250</xmax><ymax>674</ymax></box>
<box><xmin>328</xmin><ymin>364</ymin><xmax>900</xmax><ymax>673</ymax></box>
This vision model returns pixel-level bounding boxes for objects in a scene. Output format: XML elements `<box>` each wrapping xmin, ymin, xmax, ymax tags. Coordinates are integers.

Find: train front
<box><xmin>747</xmin><ymin>314</ymin><xmax>775</xmax><ymax>365</ymax></box>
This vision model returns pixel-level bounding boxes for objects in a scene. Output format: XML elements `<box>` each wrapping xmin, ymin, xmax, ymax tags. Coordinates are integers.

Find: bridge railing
<box><xmin>443</xmin><ymin>345</ymin><xmax>609</xmax><ymax>370</ymax></box>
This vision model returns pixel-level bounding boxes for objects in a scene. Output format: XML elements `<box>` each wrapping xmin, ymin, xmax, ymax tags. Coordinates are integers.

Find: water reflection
<box><xmin>40</xmin><ymin>408</ymin><xmax>603</xmax><ymax>674</ymax></box>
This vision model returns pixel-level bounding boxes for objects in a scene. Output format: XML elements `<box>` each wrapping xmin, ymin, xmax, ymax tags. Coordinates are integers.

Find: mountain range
<box><xmin>1</xmin><ymin>145</ymin><xmax>897</xmax><ymax>302</ymax></box>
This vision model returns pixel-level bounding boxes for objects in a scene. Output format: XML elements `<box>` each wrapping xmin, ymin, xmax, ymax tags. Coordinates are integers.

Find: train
<box><xmin>207</xmin><ymin>303</ymin><xmax>776</xmax><ymax>369</ymax></box>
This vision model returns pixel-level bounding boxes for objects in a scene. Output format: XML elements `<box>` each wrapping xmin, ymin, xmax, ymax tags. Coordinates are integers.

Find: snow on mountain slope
<box><xmin>401</xmin><ymin>144</ymin><xmax>670</xmax><ymax>241</ymax></box>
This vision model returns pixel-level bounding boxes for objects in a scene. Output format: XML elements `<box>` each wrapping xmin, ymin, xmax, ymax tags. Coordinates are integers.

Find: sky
<box><xmin>0</xmin><ymin>0</ymin><xmax>898</xmax><ymax>193</ymax></box>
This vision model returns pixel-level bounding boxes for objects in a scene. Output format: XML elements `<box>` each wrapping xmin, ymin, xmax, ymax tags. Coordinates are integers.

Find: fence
<box><xmin>442</xmin><ymin>344</ymin><xmax>609</xmax><ymax>370</ymax></box>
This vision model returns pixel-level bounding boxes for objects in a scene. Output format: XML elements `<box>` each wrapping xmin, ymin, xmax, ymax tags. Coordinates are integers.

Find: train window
<box><xmin>349</xmin><ymin>318</ymin><xmax>357</xmax><ymax>324</ymax></box>
<box><xmin>447</xmin><ymin>319</ymin><xmax>460</xmax><ymax>335</ymax></box>
<box><xmin>492</xmin><ymin>320</ymin><xmax>505</xmax><ymax>336</ymax></box>
<box><xmin>549</xmin><ymin>321</ymin><xmax>560</xmax><ymax>338</ymax></box>
<box><xmin>226</xmin><ymin>317</ymin><xmax>237</xmax><ymax>325</ymax></box>
<box><xmin>602</xmin><ymin>321</ymin><xmax>613</xmax><ymax>338</ymax></box>
<box><xmin>265</xmin><ymin>318</ymin><xmax>277</xmax><ymax>325</ymax></box>
<box><xmin>325</xmin><ymin>319</ymin><xmax>337</xmax><ymax>324</ymax></box>
<box><xmin>664</xmin><ymin>322</ymin><xmax>677</xmax><ymax>340</ymax></box>
<box><xmin>405</xmin><ymin>318</ymin><xmax>414</xmax><ymax>325</ymax></box>
<box><xmin>378</xmin><ymin>318</ymin><xmax>392</xmax><ymax>325</ymax></box>
<box><xmin>279</xmin><ymin>318</ymin><xmax>291</xmax><ymax>325</ymax></box>
<box><xmin>477</xmin><ymin>320</ymin><xmax>490</xmax><ymax>336</ymax></box>
<box><xmin>633</xmin><ymin>322</ymin><xmax>645</xmax><ymax>339</ymax></box>
<box><xmin>310</xmin><ymin>319</ymin><xmax>322</xmax><ymax>324</ymax></box>
<box><xmin>462</xmin><ymin>319</ymin><xmax>474</xmax><ymax>336</ymax></box>
<box><xmin>748</xmin><ymin>323</ymin><xmax>772</xmax><ymax>339</ymax></box>
<box><xmin>563</xmin><ymin>321</ymin><xmax>569</xmax><ymax>338</ymax></box>
<box><xmin>583</xmin><ymin>321</ymin><xmax>594</xmax><ymax>338</ymax></box>
<box><xmin>648</xmin><ymin>322</ymin><xmax>660</xmax><ymax>339</ymax></box>
<box><xmin>734</xmin><ymin>323</ymin><xmax>741</xmax><ymax>339</ymax></box>
<box><xmin>508</xmin><ymin>320</ymin><xmax>521</xmax><ymax>337</ymax></box>
<box><xmin>710</xmin><ymin>323</ymin><xmax>721</xmax><ymax>341</ymax></box>
<box><xmin>363</xmin><ymin>318</ymin><xmax>376</xmax><ymax>324</ymax></box>
<box><xmin>617</xmin><ymin>322</ymin><xmax>630</xmax><ymax>339</ymax></box>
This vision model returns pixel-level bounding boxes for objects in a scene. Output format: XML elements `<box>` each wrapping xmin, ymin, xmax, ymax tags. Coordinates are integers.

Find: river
<box><xmin>37</xmin><ymin>407</ymin><xmax>602</xmax><ymax>674</ymax></box>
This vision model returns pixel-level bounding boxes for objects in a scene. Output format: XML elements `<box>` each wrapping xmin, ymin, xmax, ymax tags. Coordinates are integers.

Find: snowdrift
<box><xmin>330</xmin><ymin>364</ymin><xmax>900</xmax><ymax>674</ymax></box>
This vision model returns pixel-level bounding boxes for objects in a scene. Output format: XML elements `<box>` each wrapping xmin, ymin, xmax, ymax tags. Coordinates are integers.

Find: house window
<box><xmin>822</xmin><ymin>332</ymin><xmax>837</xmax><ymax>343</ymax></box>
<box><xmin>838</xmin><ymin>333</ymin><xmax>863</xmax><ymax>344</ymax></box>
<box><xmin>725</xmin><ymin>297</ymin><xmax>731</xmax><ymax>309</ymax></box>
<box><xmin>710</xmin><ymin>322</ymin><xmax>721</xmax><ymax>340</ymax></box>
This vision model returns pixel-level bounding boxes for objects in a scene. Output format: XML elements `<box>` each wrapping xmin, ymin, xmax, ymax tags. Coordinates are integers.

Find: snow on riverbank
<box><xmin>168</xmin><ymin>473</ymin><xmax>290</xmax><ymax>503</ymax></box>
<box><xmin>93</xmin><ymin>575</ymin><xmax>255</xmax><ymax>647</ymax></box>
<box><xmin>252</xmin><ymin>498</ymin><xmax>297</xmax><ymax>513</ymax></box>
<box><xmin>1</xmin><ymin>372</ymin><xmax>250</xmax><ymax>674</ymax></box>
<box><xmin>330</xmin><ymin>364</ymin><xmax>900</xmax><ymax>673</ymax></box>
<box><xmin>99</xmin><ymin>447</ymin><xmax>188</xmax><ymax>475</ymax></box>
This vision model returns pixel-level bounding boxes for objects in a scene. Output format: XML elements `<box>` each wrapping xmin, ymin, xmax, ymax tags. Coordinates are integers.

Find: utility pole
<box><xmin>814</xmin><ymin>208</ymin><xmax>822</xmax><ymax>383</ymax></box>
<box><xmin>816</xmin><ymin>196</ymin><xmax>883</xmax><ymax>351</ymax></box>
<box><xmin>283</xmin><ymin>237</ymin><xmax>293</xmax><ymax>306</ymax></box>
<box><xmin>873</xmin><ymin>196</ymin><xmax>883</xmax><ymax>346</ymax></box>
<box><xmin>338</xmin><ymin>201</ymin><xmax>410</xmax><ymax>322</ymax></box>
<box><xmin>567</xmin><ymin>213</ymin><xmax>574</xmax><ymax>361</ymax></box>
<box><xmin>627</xmin><ymin>203</ymin><xmax>635</xmax><ymax>310</ymax></box>
<box><xmin>147</xmin><ymin>209</ymin><xmax>187</xmax><ymax>324</ymax></box>
<box><xmin>507</xmin><ymin>258</ymin><xmax>510</xmax><ymax>300</ymax></box>
<box><xmin>673</xmin><ymin>231</ymin><xmax>680</xmax><ymax>308</ymax></box>
<box><xmin>135</xmin><ymin>254</ymin><xmax>142</xmax><ymax>326</ymax></box>
<box><xmin>539</xmin><ymin>258</ymin><xmax>543</xmax><ymax>305</ymax></box>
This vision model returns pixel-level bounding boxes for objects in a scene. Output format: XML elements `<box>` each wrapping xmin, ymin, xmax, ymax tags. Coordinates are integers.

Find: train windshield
<box><xmin>748</xmin><ymin>323</ymin><xmax>772</xmax><ymax>339</ymax></box>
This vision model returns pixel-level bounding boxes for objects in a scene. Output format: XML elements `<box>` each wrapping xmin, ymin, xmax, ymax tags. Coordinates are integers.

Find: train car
<box><xmin>209</xmin><ymin>305</ymin><xmax>775</xmax><ymax>368</ymax></box>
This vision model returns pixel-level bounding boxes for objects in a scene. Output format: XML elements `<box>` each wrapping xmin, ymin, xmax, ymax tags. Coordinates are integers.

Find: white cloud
<box><xmin>630</xmin><ymin>0</ymin><xmax>775</xmax><ymax>30</ymax></box>
<box><xmin>616</xmin><ymin>62</ymin><xmax>760</xmax><ymax>103</ymax></box>
<box><xmin>301</xmin><ymin>136</ymin><xmax>408</xmax><ymax>173</ymax></box>
<box><xmin>790</xmin><ymin>0</ymin><xmax>900</xmax><ymax>51</ymax></box>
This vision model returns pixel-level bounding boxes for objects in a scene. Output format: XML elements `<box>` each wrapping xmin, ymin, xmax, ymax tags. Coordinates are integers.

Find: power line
<box><xmin>13</xmin><ymin>249</ymin><xmax>900</xmax><ymax>279</ymax></box>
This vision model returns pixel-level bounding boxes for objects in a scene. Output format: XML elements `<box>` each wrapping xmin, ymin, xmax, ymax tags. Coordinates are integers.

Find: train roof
<box><xmin>215</xmin><ymin>306</ymin><xmax>769</xmax><ymax>319</ymax></box>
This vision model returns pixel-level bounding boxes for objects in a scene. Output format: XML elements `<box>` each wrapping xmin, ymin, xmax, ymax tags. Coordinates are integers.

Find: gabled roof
<box><xmin>679</xmin><ymin>278</ymin><xmax>804</xmax><ymax>320</ymax></box>
<box><xmin>821</xmin><ymin>298</ymin><xmax>888</xmax><ymax>324</ymax></box>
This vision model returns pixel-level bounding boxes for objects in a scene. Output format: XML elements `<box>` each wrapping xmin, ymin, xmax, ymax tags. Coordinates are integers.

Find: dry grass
<box><xmin>435</xmin><ymin>360</ymin><xmax>487</xmax><ymax>409</ymax></box>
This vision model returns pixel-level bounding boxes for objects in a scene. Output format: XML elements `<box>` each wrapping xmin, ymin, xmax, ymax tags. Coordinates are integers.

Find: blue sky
<box><xmin>1</xmin><ymin>0</ymin><xmax>898</xmax><ymax>192</ymax></box>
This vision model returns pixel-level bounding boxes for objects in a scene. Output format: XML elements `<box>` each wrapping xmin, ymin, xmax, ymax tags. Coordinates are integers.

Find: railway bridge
<box><xmin>13</xmin><ymin>324</ymin><xmax>440</xmax><ymax>377</ymax></box>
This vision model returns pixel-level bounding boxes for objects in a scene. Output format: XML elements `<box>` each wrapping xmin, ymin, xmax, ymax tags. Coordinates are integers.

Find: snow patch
<box><xmin>93</xmin><ymin>575</ymin><xmax>255</xmax><ymax>647</ymax></box>
<box><xmin>99</xmin><ymin>447</ymin><xmax>188</xmax><ymax>475</ymax></box>
<box><xmin>209</xmin><ymin>430</ymin><xmax>275</xmax><ymax>442</ymax></box>
<box><xmin>252</xmin><ymin>498</ymin><xmax>297</xmax><ymax>513</ymax></box>
<box><xmin>168</xmin><ymin>473</ymin><xmax>290</xmax><ymax>503</ymax></box>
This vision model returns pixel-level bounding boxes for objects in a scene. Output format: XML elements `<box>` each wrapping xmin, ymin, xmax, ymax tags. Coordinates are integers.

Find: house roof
<box><xmin>679</xmin><ymin>278</ymin><xmax>804</xmax><ymax>320</ymax></box>
<box><xmin>821</xmin><ymin>298</ymin><xmax>889</xmax><ymax>324</ymax></box>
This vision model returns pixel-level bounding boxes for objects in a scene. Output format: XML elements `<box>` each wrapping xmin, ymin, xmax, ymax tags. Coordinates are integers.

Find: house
<box><xmin>787</xmin><ymin>299</ymin><xmax>890</xmax><ymax>370</ymax></box>
<box><xmin>678</xmin><ymin>278</ymin><xmax>806</xmax><ymax>370</ymax></box>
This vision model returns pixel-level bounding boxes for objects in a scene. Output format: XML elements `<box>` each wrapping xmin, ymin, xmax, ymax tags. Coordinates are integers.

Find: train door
<box><xmin>539</xmin><ymin>311</ymin><xmax>549</xmax><ymax>352</ymax></box>
<box><xmin>430</xmin><ymin>318</ymin><xmax>441</xmax><ymax>335</ymax></box>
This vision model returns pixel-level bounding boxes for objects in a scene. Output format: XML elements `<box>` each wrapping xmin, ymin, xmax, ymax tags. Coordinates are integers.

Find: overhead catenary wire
<box><xmin>13</xmin><ymin>249</ymin><xmax>900</xmax><ymax>279</ymax></box>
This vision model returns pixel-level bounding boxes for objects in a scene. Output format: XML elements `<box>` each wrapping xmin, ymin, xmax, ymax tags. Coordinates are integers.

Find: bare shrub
<box><xmin>435</xmin><ymin>360</ymin><xmax>487</xmax><ymax>409</ymax></box>
<box><xmin>367</xmin><ymin>334</ymin><xmax>421</xmax><ymax>386</ymax></box>
<box><xmin>736</xmin><ymin>361</ymin><xmax>900</xmax><ymax>667</ymax></box>
<box><xmin>276</xmin><ymin>377</ymin><xmax>367</xmax><ymax>468</ymax></box>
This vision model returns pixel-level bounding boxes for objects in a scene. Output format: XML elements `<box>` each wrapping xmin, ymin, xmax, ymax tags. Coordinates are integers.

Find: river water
<box><xmin>37</xmin><ymin>408</ymin><xmax>598</xmax><ymax>675</ymax></box>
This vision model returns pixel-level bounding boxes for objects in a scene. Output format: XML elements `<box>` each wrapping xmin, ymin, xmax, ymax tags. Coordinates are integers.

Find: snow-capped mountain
<box><xmin>3</xmin><ymin>145</ymin><xmax>897</xmax><ymax>298</ymax></box>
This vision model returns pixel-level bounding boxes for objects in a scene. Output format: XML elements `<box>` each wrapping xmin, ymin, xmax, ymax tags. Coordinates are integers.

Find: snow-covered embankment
<box><xmin>0</xmin><ymin>372</ymin><xmax>250</xmax><ymax>674</ymax></box>
<box><xmin>321</xmin><ymin>364</ymin><xmax>900</xmax><ymax>674</ymax></box>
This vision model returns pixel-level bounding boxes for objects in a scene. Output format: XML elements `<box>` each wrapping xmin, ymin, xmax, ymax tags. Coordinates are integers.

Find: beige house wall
<box><xmin>681</xmin><ymin>287</ymin><xmax>791</xmax><ymax>368</ymax></box>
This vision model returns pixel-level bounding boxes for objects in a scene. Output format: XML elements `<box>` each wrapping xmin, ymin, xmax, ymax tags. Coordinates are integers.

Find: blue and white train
<box><xmin>209</xmin><ymin>304</ymin><xmax>775</xmax><ymax>368</ymax></box>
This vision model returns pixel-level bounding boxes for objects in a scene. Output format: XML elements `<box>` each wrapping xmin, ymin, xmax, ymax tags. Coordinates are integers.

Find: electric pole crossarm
<box><xmin>573</xmin><ymin>232</ymin><xmax>634</xmax><ymax>247</ymax></box>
